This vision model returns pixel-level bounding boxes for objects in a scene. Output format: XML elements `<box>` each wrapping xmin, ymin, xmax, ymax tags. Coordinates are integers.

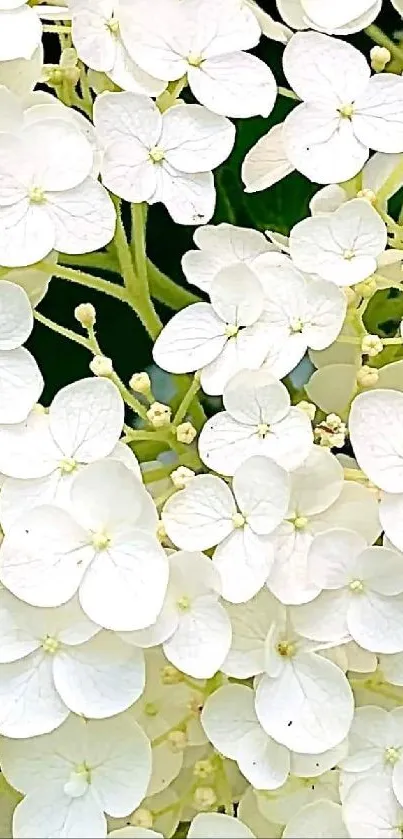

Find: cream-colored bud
<box><xmin>89</xmin><ymin>355</ymin><xmax>113</xmax><ymax>377</ymax></box>
<box><xmin>160</xmin><ymin>665</ymin><xmax>183</xmax><ymax>685</ymax></box>
<box><xmin>171</xmin><ymin>466</ymin><xmax>195</xmax><ymax>489</ymax></box>
<box><xmin>74</xmin><ymin>303</ymin><xmax>96</xmax><ymax>329</ymax></box>
<box><xmin>193</xmin><ymin>759</ymin><xmax>215</xmax><ymax>780</ymax></box>
<box><xmin>370</xmin><ymin>45</ymin><xmax>391</xmax><ymax>72</ymax></box>
<box><xmin>129</xmin><ymin>808</ymin><xmax>153</xmax><ymax>829</ymax></box>
<box><xmin>355</xmin><ymin>277</ymin><xmax>377</xmax><ymax>299</ymax></box>
<box><xmin>356</xmin><ymin>188</ymin><xmax>376</xmax><ymax>205</ymax></box>
<box><xmin>167</xmin><ymin>729</ymin><xmax>188</xmax><ymax>753</ymax></box>
<box><xmin>297</xmin><ymin>400</ymin><xmax>316</xmax><ymax>421</ymax></box>
<box><xmin>193</xmin><ymin>786</ymin><xmax>217</xmax><ymax>811</ymax></box>
<box><xmin>344</xmin><ymin>287</ymin><xmax>359</xmax><ymax>307</ymax></box>
<box><xmin>129</xmin><ymin>371</ymin><xmax>151</xmax><ymax>395</ymax></box>
<box><xmin>356</xmin><ymin>364</ymin><xmax>379</xmax><ymax>387</ymax></box>
<box><xmin>33</xmin><ymin>403</ymin><xmax>46</xmax><ymax>415</ymax></box>
<box><xmin>176</xmin><ymin>421</ymin><xmax>197</xmax><ymax>444</ymax></box>
<box><xmin>147</xmin><ymin>401</ymin><xmax>172</xmax><ymax>428</ymax></box>
<box><xmin>314</xmin><ymin>414</ymin><xmax>347</xmax><ymax>449</ymax></box>
<box><xmin>361</xmin><ymin>334</ymin><xmax>383</xmax><ymax>357</ymax></box>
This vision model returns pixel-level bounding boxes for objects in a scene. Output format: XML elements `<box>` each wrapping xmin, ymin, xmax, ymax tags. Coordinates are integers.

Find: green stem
<box><xmin>173</xmin><ymin>374</ymin><xmax>201</xmax><ymax>427</ymax></box>
<box><xmin>34</xmin><ymin>311</ymin><xmax>93</xmax><ymax>351</ymax></box>
<box><xmin>37</xmin><ymin>261</ymin><xmax>130</xmax><ymax>305</ymax></box>
<box><xmin>365</xmin><ymin>24</ymin><xmax>403</xmax><ymax>65</ymax></box>
<box><xmin>147</xmin><ymin>259</ymin><xmax>201</xmax><ymax>309</ymax></box>
<box><xmin>58</xmin><ymin>253</ymin><xmax>119</xmax><ymax>273</ymax></box>
<box><xmin>111</xmin><ymin>378</ymin><xmax>149</xmax><ymax>422</ymax></box>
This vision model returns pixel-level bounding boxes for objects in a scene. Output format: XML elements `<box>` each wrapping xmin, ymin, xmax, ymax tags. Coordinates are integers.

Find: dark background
<box><xmin>30</xmin><ymin>0</ymin><xmax>401</xmax><ymax>404</ymax></box>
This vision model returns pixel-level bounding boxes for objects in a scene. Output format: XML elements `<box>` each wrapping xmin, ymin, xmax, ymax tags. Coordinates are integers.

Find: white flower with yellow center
<box><xmin>341</xmin><ymin>706</ymin><xmax>403</xmax><ymax>808</ymax></box>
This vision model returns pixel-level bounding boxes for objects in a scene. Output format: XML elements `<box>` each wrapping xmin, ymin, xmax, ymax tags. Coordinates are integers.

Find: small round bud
<box><xmin>356</xmin><ymin>365</ymin><xmax>379</xmax><ymax>387</ymax></box>
<box><xmin>355</xmin><ymin>277</ymin><xmax>377</xmax><ymax>299</ymax></box>
<box><xmin>90</xmin><ymin>355</ymin><xmax>113</xmax><ymax>377</ymax></box>
<box><xmin>356</xmin><ymin>188</ymin><xmax>376</xmax><ymax>205</ymax></box>
<box><xmin>193</xmin><ymin>759</ymin><xmax>215</xmax><ymax>780</ymax></box>
<box><xmin>147</xmin><ymin>401</ymin><xmax>172</xmax><ymax>428</ymax></box>
<box><xmin>33</xmin><ymin>403</ymin><xmax>46</xmax><ymax>415</ymax></box>
<box><xmin>361</xmin><ymin>334</ymin><xmax>383</xmax><ymax>358</ymax></box>
<box><xmin>160</xmin><ymin>665</ymin><xmax>183</xmax><ymax>685</ymax></box>
<box><xmin>344</xmin><ymin>287</ymin><xmax>359</xmax><ymax>307</ymax></box>
<box><xmin>370</xmin><ymin>45</ymin><xmax>391</xmax><ymax>72</ymax></box>
<box><xmin>129</xmin><ymin>808</ymin><xmax>153</xmax><ymax>829</ymax></box>
<box><xmin>193</xmin><ymin>786</ymin><xmax>217</xmax><ymax>811</ymax></box>
<box><xmin>167</xmin><ymin>729</ymin><xmax>188</xmax><ymax>753</ymax></box>
<box><xmin>314</xmin><ymin>414</ymin><xmax>347</xmax><ymax>449</ymax></box>
<box><xmin>171</xmin><ymin>466</ymin><xmax>195</xmax><ymax>489</ymax></box>
<box><xmin>176</xmin><ymin>421</ymin><xmax>197</xmax><ymax>445</ymax></box>
<box><xmin>297</xmin><ymin>400</ymin><xmax>316</xmax><ymax>421</ymax></box>
<box><xmin>129</xmin><ymin>371</ymin><xmax>151</xmax><ymax>395</ymax></box>
<box><xmin>74</xmin><ymin>303</ymin><xmax>96</xmax><ymax>329</ymax></box>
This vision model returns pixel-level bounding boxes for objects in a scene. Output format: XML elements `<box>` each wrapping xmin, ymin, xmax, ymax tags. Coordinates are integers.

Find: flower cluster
<box><xmin>1</xmin><ymin>1</ymin><xmax>403</xmax><ymax>838</ymax></box>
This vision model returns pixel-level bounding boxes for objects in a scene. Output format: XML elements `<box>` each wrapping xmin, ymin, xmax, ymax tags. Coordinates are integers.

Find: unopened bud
<box><xmin>147</xmin><ymin>401</ymin><xmax>172</xmax><ymax>428</ymax></box>
<box><xmin>355</xmin><ymin>277</ymin><xmax>377</xmax><ymax>299</ymax></box>
<box><xmin>193</xmin><ymin>759</ymin><xmax>215</xmax><ymax>780</ymax></box>
<box><xmin>129</xmin><ymin>808</ymin><xmax>153</xmax><ymax>829</ymax></box>
<box><xmin>297</xmin><ymin>400</ymin><xmax>316</xmax><ymax>421</ymax></box>
<box><xmin>160</xmin><ymin>665</ymin><xmax>183</xmax><ymax>685</ymax></box>
<box><xmin>171</xmin><ymin>466</ymin><xmax>195</xmax><ymax>489</ymax></box>
<box><xmin>361</xmin><ymin>334</ymin><xmax>383</xmax><ymax>358</ymax></box>
<box><xmin>356</xmin><ymin>365</ymin><xmax>379</xmax><ymax>387</ymax></box>
<box><xmin>176</xmin><ymin>421</ymin><xmax>197</xmax><ymax>444</ymax></box>
<box><xmin>33</xmin><ymin>403</ymin><xmax>46</xmax><ymax>415</ymax></box>
<box><xmin>167</xmin><ymin>729</ymin><xmax>188</xmax><ymax>753</ymax></box>
<box><xmin>193</xmin><ymin>786</ymin><xmax>217</xmax><ymax>811</ymax></box>
<box><xmin>344</xmin><ymin>287</ymin><xmax>359</xmax><ymax>307</ymax></box>
<box><xmin>90</xmin><ymin>355</ymin><xmax>113</xmax><ymax>377</ymax></box>
<box><xmin>74</xmin><ymin>303</ymin><xmax>96</xmax><ymax>329</ymax></box>
<box><xmin>370</xmin><ymin>45</ymin><xmax>391</xmax><ymax>72</ymax></box>
<box><xmin>129</xmin><ymin>371</ymin><xmax>151</xmax><ymax>396</ymax></box>
<box><xmin>314</xmin><ymin>414</ymin><xmax>347</xmax><ymax>449</ymax></box>
<box><xmin>356</xmin><ymin>188</ymin><xmax>376</xmax><ymax>205</ymax></box>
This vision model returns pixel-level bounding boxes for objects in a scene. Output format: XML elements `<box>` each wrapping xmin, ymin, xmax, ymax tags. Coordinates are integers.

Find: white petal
<box><xmin>283</xmin><ymin>31</ymin><xmax>370</xmax><ymax>103</ymax></box>
<box><xmin>0</xmin><ymin>347</ymin><xmax>42</xmax><ymax>424</ymax></box>
<box><xmin>290</xmin><ymin>446</ymin><xmax>344</xmax><ymax>516</ymax></box>
<box><xmin>88</xmin><ymin>716</ymin><xmax>152</xmax><ymax>816</ymax></box>
<box><xmin>0</xmin><ymin>280</ymin><xmax>33</xmax><ymax>349</ymax></box>
<box><xmin>0</xmin><ymin>505</ymin><xmax>90</xmax><ymax>607</ymax></box>
<box><xmin>221</xmin><ymin>589</ymin><xmax>281</xmax><ymax>677</ymax></box>
<box><xmin>53</xmin><ymin>633</ymin><xmax>145</xmax><ymax>717</ymax></box>
<box><xmin>188</xmin><ymin>52</ymin><xmax>276</xmax><ymax>118</ymax></box>
<box><xmin>255</xmin><ymin>654</ymin><xmax>354</xmax><ymax>753</ymax></box>
<box><xmin>201</xmin><ymin>683</ymin><xmax>258</xmax><ymax>760</ymax></box>
<box><xmin>71</xmin><ymin>6</ymin><xmax>116</xmax><ymax>72</ymax></box>
<box><xmin>348</xmin><ymin>591</ymin><xmax>403</xmax><ymax>654</ymax></box>
<box><xmin>291</xmin><ymin>589</ymin><xmax>350</xmax><ymax>643</ymax></box>
<box><xmin>161</xmin><ymin>104</ymin><xmax>235</xmax><ymax>173</ymax></box>
<box><xmin>188</xmin><ymin>813</ymin><xmax>255</xmax><ymax>839</ymax></box>
<box><xmin>0</xmin><ymin>651</ymin><xmax>69</xmax><ymax>738</ymax></box>
<box><xmin>13</xmin><ymin>788</ymin><xmax>106</xmax><ymax>839</ymax></box>
<box><xmin>305</xmin><ymin>363</ymin><xmax>357</xmax><ymax>415</ymax></box>
<box><xmin>307</xmin><ymin>527</ymin><xmax>366</xmax><ymax>589</ymax></box>
<box><xmin>238</xmin><ymin>727</ymin><xmax>290</xmax><ymax>790</ymax></box>
<box><xmin>22</xmin><ymin>119</ymin><xmax>93</xmax><ymax>191</ymax></box>
<box><xmin>242</xmin><ymin>123</ymin><xmax>294</xmax><ymax>193</ymax></box>
<box><xmin>108</xmin><ymin>40</ymin><xmax>166</xmax><ymax>97</ymax></box>
<box><xmin>49</xmin><ymin>378</ymin><xmax>124</xmax><ymax>462</ymax></box>
<box><xmin>153</xmin><ymin>302</ymin><xmax>226</xmax><ymax>374</ymax></box>
<box><xmin>100</xmin><ymin>139</ymin><xmax>156</xmax><ymax>204</ymax></box>
<box><xmin>213</xmin><ymin>527</ymin><xmax>273</xmax><ymax>603</ymax></box>
<box><xmin>0</xmin><ymin>45</ymin><xmax>42</xmax><ymax>95</ymax></box>
<box><xmin>151</xmin><ymin>164</ymin><xmax>216</xmax><ymax>226</ymax></box>
<box><xmin>233</xmin><ymin>456</ymin><xmax>289</xmax><ymax>534</ymax></box>
<box><xmin>343</xmin><ymin>777</ymin><xmax>403</xmax><ymax>838</ymax></box>
<box><xmin>70</xmin><ymin>459</ymin><xmax>154</xmax><ymax>533</ymax></box>
<box><xmin>354</xmin><ymin>75</ymin><xmax>403</xmax><ymax>153</ymax></box>
<box><xmin>46</xmin><ymin>178</ymin><xmax>116</xmax><ymax>255</ymax></box>
<box><xmin>210</xmin><ymin>264</ymin><xmax>264</xmax><ymax>327</ymax></box>
<box><xmin>349</xmin><ymin>389</ymin><xmax>403</xmax><ymax>492</ymax></box>
<box><xmin>283</xmin><ymin>801</ymin><xmax>348</xmax><ymax>838</ymax></box>
<box><xmin>200</xmin><ymin>326</ymin><xmax>270</xmax><ymax>395</ymax></box>
<box><xmin>268</xmin><ymin>526</ymin><xmax>321</xmax><ymax>606</ymax></box>
<box><xmin>93</xmin><ymin>90</ymin><xmax>161</xmax><ymax>149</ymax></box>
<box><xmin>162</xmin><ymin>474</ymin><xmax>235</xmax><ymax>551</ymax></box>
<box><xmin>0</xmin><ymin>6</ymin><xmax>41</xmax><ymax>61</ymax></box>
<box><xmin>0</xmin><ymin>201</ymin><xmax>56</xmax><ymax>268</ymax></box>
<box><xmin>119</xmin><ymin>0</ymin><xmax>187</xmax><ymax>81</ymax></box>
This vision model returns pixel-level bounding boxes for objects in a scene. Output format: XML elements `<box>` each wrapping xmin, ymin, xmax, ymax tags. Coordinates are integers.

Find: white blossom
<box><xmin>0</xmin><ymin>0</ymin><xmax>42</xmax><ymax>62</ymax></box>
<box><xmin>276</xmin><ymin>0</ymin><xmax>381</xmax><ymax>34</ymax></box>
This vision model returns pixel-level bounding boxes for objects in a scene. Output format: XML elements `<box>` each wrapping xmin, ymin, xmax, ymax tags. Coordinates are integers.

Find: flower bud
<box><xmin>193</xmin><ymin>759</ymin><xmax>215</xmax><ymax>780</ymax></box>
<box><xmin>370</xmin><ymin>45</ymin><xmax>391</xmax><ymax>72</ymax></box>
<box><xmin>160</xmin><ymin>665</ymin><xmax>183</xmax><ymax>685</ymax></box>
<box><xmin>129</xmin><ymin>808</ymin><xmax>153</xmax><ymax>829</ymax></box>
<box><xmin>361</xmin><ymin>334</ymin><xmax>383</xmax><ymax>358</ymax></box>
<box><xmin>356</xmin><ymin>365</ymin><xmax>379</xmax><ymax>387</ymax></box>
<box><xmin>147</xmin><ymin>401</ymin><xmax>172</xmax><ymax>428</ymax></box>
<box><xmin>356</xmin><ymin>188</ymin><xmax>376</xmax><ymax>205</ymax></box>
<box><xmin>74</xmin><ymin>303</ymin><xmax>96</xmax><ymax>329</ymax></box>
<box><xmin>344</xmin><ymin>287</ymin><xmax>359</xmax><ymax>307</ymax></box>
<box><xmin>171</xmin><ymin>466</ymin><xmax>195</xmax><ymax>489</ymax></box>
<box><xmin>193</xmin><ymin>786</ymin><xmax>217</xmax><ymax>811</ymax></box>
<box><xmin>176</xmin><ymin>421</ymin><xmax>197</xmax><ymax>444</ymax></box>
<box><xmin>167</xmin><ymin>729</ymin><xmax>188</xmax><ymax>753</ymax></box>
<box><xmin>314</xmin><ymin>414</ymin><xmax>347</xmax><ymax>449</ymax></box>
<box><xmin>297</xmin><ymin>400</ymin><xmax>316</xmax><ymax>421</ymax></box>
<box><xmin>90</xmin><ymin>355</ymin><xmax>113</xmax><ymax>377</ymax></box>
<box><xmin>129</xmin><ymin>371</ymin><xmax>151</xmax><ymax>396</ymax></box>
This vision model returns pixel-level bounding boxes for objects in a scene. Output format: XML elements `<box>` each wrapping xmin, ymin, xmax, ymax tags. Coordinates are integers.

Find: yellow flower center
<box><xmin>187</xmin><ymin>52</ymin><xmax>203</xmax><ymax>67</ymax></box>
<box><xmin>42</xmin><ymin>635</ymin><xmax>59</xmax><ymax>654</ymax></box>
<box><xmin>293</xmin><ymin>515</ymin><xmax>308</xmax><ymax>530</ymax></box>
<box><xmin>289</xmin><ymin>318</ymin><xmax>304</xmax><ymax>334</ymax></box>
<box><xmin>338</xmin><ymin>103</ymin><xmax>355</xmax><ymax>119</ymax></box>
<box><xmin>232</xmin><ymin>512</ymin><xmax>246</xmax><ymax>529</ymax></box>
<box><xmin>277</xmin><ymin>640</ymin><xmax>295</xmax><ymax>658</ymax></box>
<box><xmin>257</xmin><ymin>423</ymin><xmax>270</xmax><ymax>439</ymax></box>
<box><xmin>29</xmin><ymin>186</ymin><xmax>46</xmax><ymax>205</ymax></box>
<box><xmin>349</xmin><ymin>579</ymin><xmax>364</xmax><ymax>593</ymax></box>
<box><xmin>385</xmin><ymin>746</ymin><xmax>400</xmax><ymax>765</ymax></box>
<box><xmin>149</xmin><ymin>146</ymin><xmax>165</xmax><ymax>163</ymax></box>
<box><xmin>59</xmin><ymin>457</ymin><xmax>77</xmax><ymax>475</ymax></box>
<box><xmin>343</xmin><ymin>249</ymin><xmax>355</xmax><ymax>261</ymax></box>
<box><xmin>92</xmin><ymin>531</ymin><xmax>111</xmax><ymax>550</ymax></box>
<box><xmin>106</xmin><ymin>16</ymin><xmax>119</xmax><ymax>33</ymax></box>
<box><xmin>176</xmin><ymin>595</ymin><xmax>191</xmax><ymax>612</ymax></box>
<box><xmin>225</xmin><ymin>323</ymin><xmax>239</xmax><ymax>338</ymax></box>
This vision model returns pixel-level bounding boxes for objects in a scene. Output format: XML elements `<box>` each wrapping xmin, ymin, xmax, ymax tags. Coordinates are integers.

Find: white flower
<box><xmin>121</xmin><ymin>551</ymin><xmax>232</xmax><ymax>679</ymax></box>
<box><xmin>276</xmin><ymin>0</ymin><xmax>381</xmax><ymax>34</ymax></box>
<box><xmin>289</xmin><ymin>199</ymin><xmax>387</xmax><ymax>287</ymax></box>
<box><xmin>283</xmin><ymin>801</ymin><xmax>348</xmax><ymax>839</ymax></box>
<box><xmin>341</xmin><ymin>706</ymin><xmax>403</xmax><ymax>807</ymax></box>
<box><xmin>0</xmin><ymin>590</ymin><xmax>145</xmax><ymax>738</ymax></box>
<box><xmin>267</xmin><ymin>446</ymin><xmax>381</xmax><ymax>605</ymax></box>
<box><xmin>118</xmin><ymin>0</ymin><xmax>276</xmax><ymax>118</ymax></box>
<box><xmin>0</xmin><ymin>118</ymin><xmax>115</xmax><ymax>267</ymax></box>
<box><xmin>0</xmin><ymin>460</ymin><xmax>169</xmax><ymax>631</ymax></box>
<box><xmin>282</xmin><ymin>32</ymin><xmax>403</xmax><ymax>184</ymax></box>
<box><xmin>181</xmin><ymin>222</ymin><xmax>285</xmax><ymax>294</ymax></box>
<box><xmin>153</xmin><ymin>264</ymin><xmax>274</xmax><ymax>395</ymax></box>
<box><xmin>162</xmin><ymin>456</ymin><xmax>290</xmax><ymax>603</ymax></box>
<box><xmin>0</xmin><ymin>0</ymin><xmax>42</xmax><ymax>62</ymax></box>
<box><xmin>0</xmin><ymin>377</ymin><xmax>128</xmax><ymax>527</ymax></box>
<box><xmin>292</xmin><ymin>528</ymin><xmax>403</xmax><ymax>653</ymax></box>
<box><xmin>94</xmin><ymin>91</ymin><xmax>235</xmax><ymax>226</ymax></box>
<box><xmin>198</xmin><ymin>369</ymin><xmax>313</xmax><ymax>475</ymax></box>
<box><xmin>70</xmin><ymin>0</ymin><xmax>166</xmax><ymax>95</ymax></box>
<box><xmin>343</xmin><ymin>778</ymin><xmax>403</xmax><ymax>838</ymax></box>
<box><xmin>0</xmin><ymin>280</ymin><xmax>43</xmax><ymax>424</ymax></box>
<box><xmin>254</xmin><ymin>610</ymin><xmax>354</xmax><ymax>753</ymax></box>
<box><xmin>259</xmin><ymin>262</ymin><xmax>347</xmax><ymax>380</ymax></box>
<box><xmin>188</xmin><ymin>813</ymin><xmax>255</xmax><ymax>839</ymax></box>
<box><xmin>0</xmin><ymin>714</ymin><xmax>152</xmax><ymax>838</ymax></box>
<box><xmin>221</xmin><ymin>588</ymin><xmax>284</xmax><ymax>678</ymax></box>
